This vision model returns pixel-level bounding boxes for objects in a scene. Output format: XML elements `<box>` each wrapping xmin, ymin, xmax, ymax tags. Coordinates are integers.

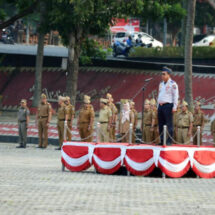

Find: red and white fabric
<box><xmin>192</xmin><ymin>149</ymin><xmax>215</xmax><ymax>178</ymax></box>
<box><xmin>92</xmin><ymin>143</ymin><xmax>128</xmax><ymax>174</ymax></box>
<box><xmin>61</xmin><ymin>142</ymin><xmax>215</xmax><ymax>178</ymax></box>
<box><xmin>61</xmin><ymin>142</ymin><xmax>95</xmax><ymax>172</ymax></box>
<box><xmin>124</xmin><ymin>147</ymin><xmax>155</xmax><ymax>176</ymax></box>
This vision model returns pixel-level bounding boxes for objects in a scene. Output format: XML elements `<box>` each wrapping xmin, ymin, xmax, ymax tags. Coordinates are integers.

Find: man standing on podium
<box><xmin>157</xmin><ymin>67</ymin><xmax>179</xmax><ymax>145</ymax></box>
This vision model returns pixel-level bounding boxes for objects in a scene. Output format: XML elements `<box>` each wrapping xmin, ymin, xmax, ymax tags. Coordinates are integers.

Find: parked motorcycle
<box><xmin>112</xmin><ymin>41</ymin><xmax>132</xmax><ymax>57</ymax></box>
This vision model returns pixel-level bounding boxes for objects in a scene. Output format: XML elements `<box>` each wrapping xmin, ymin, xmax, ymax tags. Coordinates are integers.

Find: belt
<box><xmin>67</xmin><ymin>120</ymin><xmax>71</xmax><ymax>122</ymax></box>
<box><xmin>39</xmin><ymin>116</ymin><xmax>48</xmax><ymax>119</ymax></box>
<box><xmin>59</xmin><ymin>119</ymin><xmax>65</xmax><ymax>121</ymax></box>
<box><xmin>144</xmin><ymin>124</ymin><xmax>151</xmax><ymax>126</ymax></box>
<box><xmin>19</xmin><ymin>120</ymin><xmax>26</xmax><ymax>123</ymax></box>
<box><xmin>80</xmin><ymin>122</ymin><xmax>89</xmax><ymax>124</ymax></box>
<box><xmin>100</xmin><ymin>122</ymin><xmax>108</xmax><ymax>124</ymax></box>
<box><xmin>194</xmin><ymin>125</ymin><xmax>201</xmax><ymax>127</ymax></box>
<box><xmin>178</xmin><ymin>126</ymin><xmax>189</xmax><ymax>129</ymax></box>
<box><xmin>159</xmin><ymin>103</ymin><xmax>171</xmax><ymax>106</ymax></box>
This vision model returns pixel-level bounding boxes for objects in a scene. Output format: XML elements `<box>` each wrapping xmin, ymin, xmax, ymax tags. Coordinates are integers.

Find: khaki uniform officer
<box><xmin>130</xmin><ymin>101</ymin><xmax>138</xmax><ymax>143</ymax></box>
<box><xmin>65</xmin><ymin>96</ymin><xmax>75</xmax><ymax>141</ymax></box>
<box><xmin>150</xmin><ymin>99</ymin><xmax>160</xmax><ymax>144</ymax></box>
<box><xmin>211</xmin><ymin>118</ymin><xmax>215</xmax><ymax>143</ymax></box>
<box><xmin>177</xmin><ymin>101</ymin><xmax>193</xmax><ymax>144</ymax></box>
<box><xmin>98</xmin><ymin>98</ymin><xmax>112</xmax><ymax>142</ymax></box>
<box><xmin>77</xmin><ymin>95</ymin><xmax>95</xmax><ymax>142</ymax></box>
<box><xmin>142</xmin><ymin>99</ymin><xmax>155</xmax><ymax>143</ymax></box>
<box><xmin>119</xmin><ymin>100</ymin><xmax>135</xmax><ymax>143</ymax></box>
<box><xmin>36</xmin><ymin>94</ymin><xmax>52</xmax><ymax>148</ymax></box>
<box><xmin>106</xmin><ymin>93</ymin><xmax>118</xmax><ymax>142</ymax></box>
<box><xmin>192</xmin><ymin>101</ymin><xmax>205</xmax><ymax>145</ymax></box>
<box><xmin>173</xmin><ymin>100</ymin><xmax>181</xmax><ymax>142</ymax></box>
<box><xmin>56</xmin><ymin>96</ymin><xmax>67</xmax><ymax>150</ymax></box>
<box><xmin>17</xmin><ymin>99</ymin><xmax>30</xmax><ymax>148</ymax></box>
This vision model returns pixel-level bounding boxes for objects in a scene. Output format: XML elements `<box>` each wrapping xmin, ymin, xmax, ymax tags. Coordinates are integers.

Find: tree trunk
<box><xmin>66</xmin><ymin>29</ymin><xmax>82</xmax><ymax>106</ymax></box>
<box><xmin>32</xmin><ymin>2</ymin><xmax>46</xmax><ymax>107</ymax></box>
<box><xmin>32</xmin><ymin>32</ymin><xmax>45</xmax><ymax>107</ymax></box>
<box><xmin>181</xmin><ymin>0</ymin><xmax>188</xmax><ymax>46</ymax></box>
<box><xmin>184</xmin><ymin>0</ymin><xmax>196</xmax><ymax>110</ymax></box>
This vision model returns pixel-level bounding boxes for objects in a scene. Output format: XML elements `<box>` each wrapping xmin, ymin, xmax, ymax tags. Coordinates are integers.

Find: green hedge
<box><xmin>129</xmin><ymin>46</ymin><xmax>215</xmax><ymax>58</ymax></box>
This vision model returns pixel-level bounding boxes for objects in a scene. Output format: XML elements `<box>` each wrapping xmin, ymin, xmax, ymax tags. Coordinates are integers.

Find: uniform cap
<box><xmin>130</xmin><ymin>101</ymin><xmax>135</xmax><ymax>106</ymax></box>
<box><xmin>144</xmin><ymin>99</ymin><xmax>150</xmax><ymax>105</ymax></box>
<box><xmin>182</xmin><ymin>100</ymin><xmax>188</xmax><ymax>107</ymax></box>
<box><xmin>65</xmin><ymin>96</ymin><xmax>70</xmax><ymax>101</ymax></box>
<box><xmin>150</xmin><ymin>98</ymin><xmax>156</xmax><ymax>106</ymax></box>
<box><xmin>162</xmin><ymin>66</ymin><xmax>172</xmax><ymax>75</ymax></box>
<box><xmin>58</xmin><ymin>96</ymin><xmax>66</xmax><ymax>102</ymax></box>
<box><xmin>41</xmin><ymin>93</ymin><xmax>47</xmax><ymax>99</ymax></box>
<box><xmin>106</xmin><ymin>93</ymin><xmax>112</xmax><ymax>99</ymax></box>
<box><xmin>20</xmin><ymin>99</ymin><xmax>27</xmax><ymax>104</ymax></box>
<box><xmin>84</xmin><ymin>95</ymin><xmax>91</xmax><ymax>104</ymax></box>
<box><xmin>100</xmin><ymin>98</ymin><xmax>108</xmax><ymax>104</ymax></box>
<box><xmin>121</xmin><ymin>99</ymin><xmax>128</xmax><ymax>104</ymax></box>
<box><xmin>195</xmin><ymin>101</ymin><xmax>201</xmax><ymax>106</ymax></box>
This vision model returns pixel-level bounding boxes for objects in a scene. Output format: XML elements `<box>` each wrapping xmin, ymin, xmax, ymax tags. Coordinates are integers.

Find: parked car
<box><xmin>131</xmin><ymin>32</ymin><xmax>163</xmax><ymax>48</ymax></box>
<box><xmin>112</xmin><ymin>32</ymin><xmax>131</xmax><ymax>46</ymax></box>
<box><xmin>192</xmin><ymin>35</ymin><xmax>215</xmax><ymax>47</ymax></box>
<box><xmin>193</xmin><ymin>34</ymin><xmax>207</xmax><ymax>44</ymax></box>
<box><xmin>209</xmin><ymin>39</ymin><xmax>215</xmax><ymax>47</ymax></box>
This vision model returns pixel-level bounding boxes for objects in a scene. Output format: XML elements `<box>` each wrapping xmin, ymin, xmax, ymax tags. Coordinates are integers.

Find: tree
<box><xmin>32</xmin><ymin>1</ymin><xmax>52</xmax><ymax>107</ymax></box>
<box><xmin>184</xmin><ymin>0</ymin><xmax>196</xmax><ymax>110</ymax></box>
<box><xmin>195</xmin><ymin>1</ymin><xmax>215</xmax><ymax>33</ymax></box>
<box><xmin>49</xmin><ymin>0</ymin><xmax>143</xmax><ymax>106</ymax></box>
<box><xmin>0</xmin><ymin>0</ymin><xmax>38</xmax><ymax>29</ymax></box>
<box><xmin>138</xmin><ymin>1</ymin><xmax>185</xmax><ymax>46</ymax></box>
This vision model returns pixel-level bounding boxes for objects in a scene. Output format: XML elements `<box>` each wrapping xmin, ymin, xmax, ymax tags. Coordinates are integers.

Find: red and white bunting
<box><xmin>61</xmin><ymin>142</ymin><xmax>215</xmax><ymax>178</ymax></box>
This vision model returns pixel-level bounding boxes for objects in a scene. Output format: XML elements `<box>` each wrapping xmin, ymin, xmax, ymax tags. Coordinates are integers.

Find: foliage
<box><xmin>80</xmin><ymin>38</ymin><xmax>108</xmax><ymax>65</ymax></box>
<box><xmin>48</xmin><ymin>0</ymin><xmax>144</xmax><ymax>45</ymax></box>
<box><xmin>129</xmin><ymin>46</ymin><xmax>215</xmax><ymax>58</ymax></box>
<box><xmin>140</xmin><ymin>0</ymin><xmax>185</xmax><ymax>22</ymax></box>
<box><xmin>195</xmin><ymin>1</ymin><xmax>215</xmax><ymax>29</ymax></box>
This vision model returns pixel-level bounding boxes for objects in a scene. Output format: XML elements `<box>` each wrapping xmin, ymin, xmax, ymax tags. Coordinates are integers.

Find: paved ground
<box><xmin>0</xmin><ymin>142</ymin><xmax>215</xmax><ymax>215</ymax></box>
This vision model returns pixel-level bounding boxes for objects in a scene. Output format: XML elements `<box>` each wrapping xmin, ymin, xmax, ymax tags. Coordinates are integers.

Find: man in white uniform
<box><xmin>157</xmin><ymin>67</ymin><xmax>179</xmax><ymax>145</ymax></box>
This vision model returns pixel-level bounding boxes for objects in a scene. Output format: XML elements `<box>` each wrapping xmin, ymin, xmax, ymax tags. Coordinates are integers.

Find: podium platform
<box><xmin>61</xmin><ymin>142</ymin><xmax>215</xmax><ymax>178</ymax></box>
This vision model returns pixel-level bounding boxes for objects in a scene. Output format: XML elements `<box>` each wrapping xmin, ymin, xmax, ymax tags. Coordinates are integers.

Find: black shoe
<box><xmin>37</xmin><ymin>146</ymin><xmax>43</xmax><ymax>148</ymax></box>
<box><xmin>55</xmin><ymin>147</ymin><xmax>61</xmax><ymax>150</ymax></box>
<box><xmin>16</xmin><ymin>145</ymin><xmax>24</xmax><ymax>148</ymax></box>
<box><xmin>166</xmin><ymin>142</ymin><xmax>172</xmax><ymax>146</ymax></box>
<box><xmin>158</xmin><ymin>143</ymin><xmax>163</xmax><ymax>146</ymax></box>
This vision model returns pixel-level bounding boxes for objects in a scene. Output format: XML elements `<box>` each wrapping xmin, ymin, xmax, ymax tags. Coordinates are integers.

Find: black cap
<box><xmin>162</xmin><ymin>66</ymin><xmax>172</xmax><ymax>75</ymax></box>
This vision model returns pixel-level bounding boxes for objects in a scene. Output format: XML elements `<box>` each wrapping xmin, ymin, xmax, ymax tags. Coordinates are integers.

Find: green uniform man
<box><xmin>177</xmin><ymin>101</ymin><xmax>193</xmax><ymax>144</ymax></box>
<box><xmin>56</xmin><ymin>96</ymin><xmax>67</xmax><ymax>150</ymax></box>
<box><xmin>36</xmin><ymin>94</ymin><xmax>52</xmax><ymax>149</ymax></box>
<box><xmin>130</xmin><ymin>101</ymin><xmax>138</xmax><ymax>144</ymax></box>
<box><xmin>192</xmin><ymin>101</ymin><xmax>205</xmax><ymax>145</ymax></box>
<box><xmin>17</xmin><ymin>99</ymin><xmax>30</xmax><ymax>148</ymax></box>
<box><xmin>65</xmin><ymin>96</ymin><xmax>75</xmax><ymax>141</ymax></box>
<box><xmin>142</xmin><ymin>99</ymin><xmax>155</xmax><ymax>143</ymax></box>
<box><xmin>106</xmin><ymin>93</ymin><xmax>118</xmax><ymax>142</ymax></box>
<box><xmin>98</xmin><ymin>98</ymin><xmax>112</xmax><ymax>142</ymax></box>
<box><xmin>77</xmin><ymin>95</ymin><xmax>95</xmax><ymax>142</ymax></box>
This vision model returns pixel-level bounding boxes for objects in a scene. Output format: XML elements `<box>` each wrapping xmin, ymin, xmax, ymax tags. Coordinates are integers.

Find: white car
<box><xmin>192</xmin><ymin>35</ymin><xmax>215</xmax><ymax>47</ymax></box>
<box><xmin>112</xmin><ymin>32</ymin><xmax>131</xmax><ymax>46</ymax></box>
<box><xmin>132</xmin><ymin>32</ymin><xmax>163</xmax><ymax>48</ymax></box>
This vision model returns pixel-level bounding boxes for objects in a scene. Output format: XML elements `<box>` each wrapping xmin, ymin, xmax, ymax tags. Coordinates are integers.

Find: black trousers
<box><xmin>158</xmin><ymin>103</ymin><xmax>173</xmax><ymax>144</ymax></box>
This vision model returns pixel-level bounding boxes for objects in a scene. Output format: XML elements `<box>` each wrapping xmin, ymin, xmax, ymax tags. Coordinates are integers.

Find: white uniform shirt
<box><xmin>157</xmin><ymin>78</ymin><xmax>179</xmax><ymax>110</ymax></box>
